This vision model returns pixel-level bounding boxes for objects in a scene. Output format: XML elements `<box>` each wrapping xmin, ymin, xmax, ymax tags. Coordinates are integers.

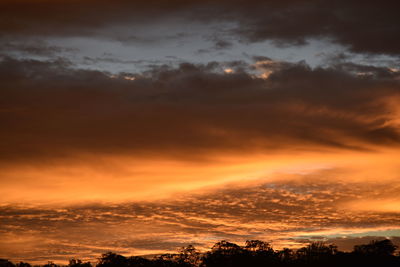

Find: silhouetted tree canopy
<box><xmin>68</xmin><ymin>259</ymin><xmax>91</xmax><ymax>267</ymax></box>
<box><xmin>0</xmin><ymin>259</ymin><xmax>15</xmax><ymax>267</ymax></box>
<box><xmin>2</xmin><ymin>239</ymin><xmax>400</xmax><ymax>267</ymax></box>
<box><xmin>354</xmin><ymin>239</ymin><xmax>397</xmax><ymax>256</ymax></box>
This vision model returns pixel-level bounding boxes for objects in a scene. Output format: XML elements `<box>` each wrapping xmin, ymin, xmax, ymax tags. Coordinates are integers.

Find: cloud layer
<box><xmin>1</xmin><ymin>170</ymin><xmax>400</xmax><ymax>263</ymax></box>
<box><xmin>1</xmin><ymin>0</ymin><xmax>400</xmax><ymax>55</ymax></box>
<box><xmin>1</xmin><ymin>1</ymin><xmax>399</xmax><ymax>263</ymax></box>
<box><xmin>0</xmin><ymin>56</ymin><xmax>399</xmax><ymax>165</ymax></box>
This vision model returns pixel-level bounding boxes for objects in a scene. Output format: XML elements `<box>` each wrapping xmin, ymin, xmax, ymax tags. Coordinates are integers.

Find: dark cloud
<box><xmin>1</xmin><ymin>1</ymin><xmax>399</xmax><ymax>264</ymax></box>
<box><xmin>213</xmin><ymin>40</ymin><xmax>233</xmax><ymax>50</ymax></box>
<box><xmin>0</xmin><ymin>0</ymin><xmax>197</xmax><ymax>37</ymax></box>
<box><xmin>1</xmin><ymin>0</ymin><xmax>399</xmax><ymax>55</ymax></box>
<box><xmin>0</xmin><ymin>56</ymin><xmax>399</xmax><ymax>164</ymax></box>
<box><xmin>115</xmin><ymin>32</ymin><xmax>190</xmax><ymax>45</ymax></box>
<box><xmin>81</xmin><ymin>56</ymin><xmax>177</xmax><ymax>67</ymax></box>
<box><xmin>196</xmin><ymin>39</ymin><xmax>233</xmax><ymax>54</ymax></box>
<box><xmin>231</xmin><ymin>0</ymin><xmax>400</xmax><ymax>55</ymax></box>
<box><xmin>0</xmin><ymin>40</ymin><xmax>77</xmax><ymax>57</ymax></box>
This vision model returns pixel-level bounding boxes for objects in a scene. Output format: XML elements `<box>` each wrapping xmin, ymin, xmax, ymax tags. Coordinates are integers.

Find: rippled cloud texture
<box><xmin>2</xmin><ymin>170</ymin><xmax>400</xmax><ymax>263</ymax></box>
<box><xmin>0</xmin><ymin>0</ymin><xmax>399</xmax><ymax>264</ymax></box>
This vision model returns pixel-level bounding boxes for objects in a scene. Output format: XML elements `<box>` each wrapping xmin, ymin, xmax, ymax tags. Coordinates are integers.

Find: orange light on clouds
<box><xmin>0</xmin><ymin>148</ymin><xmax>399</xmax><ymax>205</ymax></box>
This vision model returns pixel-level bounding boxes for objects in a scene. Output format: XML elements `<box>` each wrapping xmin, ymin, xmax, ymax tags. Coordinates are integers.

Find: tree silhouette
<box><xmin>176</xmin><ymin>245</ymin><xmax>201</xmax><ymax>266</ymax></box>
<box><xmin>354</xmin><ymin>239</ymin><xmax>397</xmax><ymax>256</ymax></box>
<box><xmin>244</xmin><ymin>240</ymin><xmax>273</xmax><ymax>253</ymax></box>
<box><xmin>2</xmin><ymin>238</ymin><xmax>400</xmax><ymax>267</ymax></box>
<box><xmin>210</xmin><ymin>241</ymin><xmax>242</xmax><ymax>255</ymax></box>
<box><xmin>15</xmin><ymin>263</ymin><xmax>31</xmax><ymax>267</ymax></box>
<box><xmin>0</xmin><ymin>259</ymin><xmax>15</xmax><ymax>267</ymax></box>
<box><xmin>126</xmin><ymin>256</ymin><xmax>153</xmax><ymax>267</ymax></box>
<box><xmin>97</xmin><ymin>252</ymin><xmax>128</xmax><ymax>267</ymax></box>
<box><xmin>277</xmin><ymin>247</ymin><xmax>294</xmax><ymax>262</ymax></box>
<box><xmin>294</xmin><ymin>242</ymin><xmax>339</xmax><ymax>267</ymax></box>
<box><xmin>68</xmin><ymin>259</ymin><xmax>92</xmax><ymax>267</ymax></box>
<box><xmin>42</xmin><ymin>262</ymin><xmax>59</xmax><ymax>267</ymax></box>
<box><xmin>202</xmin><ymin>241</ymin><xmax>245</xmax><ymax>267</ymax></box>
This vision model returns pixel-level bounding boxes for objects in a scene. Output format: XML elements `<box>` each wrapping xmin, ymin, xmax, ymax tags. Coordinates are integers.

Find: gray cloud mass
<box><xmin>0</xmin><ymin>56</ymin><xmax>399</xmax><ymax>164</ymax></box>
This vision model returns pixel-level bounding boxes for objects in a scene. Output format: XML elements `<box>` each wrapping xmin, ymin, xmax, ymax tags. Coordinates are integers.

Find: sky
<box><xmin>0</xmin><ymin>0</ymin><xmax>400</xmax><ymax>264</ymax></box>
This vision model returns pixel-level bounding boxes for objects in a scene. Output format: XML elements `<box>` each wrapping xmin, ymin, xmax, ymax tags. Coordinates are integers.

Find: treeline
<box><xmin>1</xmin><ymin>239</ymin><xmax>399</xmax><ymax>267</ymax></box>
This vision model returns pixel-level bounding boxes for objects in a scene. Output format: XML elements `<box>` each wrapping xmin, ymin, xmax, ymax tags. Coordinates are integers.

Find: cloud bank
<box><xmin>0</xmin><ymin>57</ymin><xmax>399</xmax><ymax>164</ymax></box>
<box><xmin>1</xmin><ymin>0</ymin><xmax>399</xmax><ymax>55</ymax></box>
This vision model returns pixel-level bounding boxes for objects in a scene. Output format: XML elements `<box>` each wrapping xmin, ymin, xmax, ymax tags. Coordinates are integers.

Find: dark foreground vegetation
<box><xmin>1</xmin><ymin>239</ymin><xmax>399</xmax><ymax>267</ymax></box>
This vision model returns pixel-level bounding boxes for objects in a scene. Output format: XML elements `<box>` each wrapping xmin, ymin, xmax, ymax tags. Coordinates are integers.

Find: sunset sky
<box><xmin>1</xmin><ymin>0</ymin><xmax>400</xmax><ymax>264</ymax></box>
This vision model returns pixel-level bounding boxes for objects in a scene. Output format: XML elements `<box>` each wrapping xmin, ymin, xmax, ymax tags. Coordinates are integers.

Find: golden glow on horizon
<box><xmin>0</xmin><ymin>149</ymin><xmax>399</xmax><ymax>204</ymax></box>
<box><xmin>1</xmin><ymin>148</ymin><xmax>399</xmax><ymax>264</ymax></box>
<box><xmin>1</xmin><ymin>0</ymin><xmax>399</xmax><ymax>263</ymax></box>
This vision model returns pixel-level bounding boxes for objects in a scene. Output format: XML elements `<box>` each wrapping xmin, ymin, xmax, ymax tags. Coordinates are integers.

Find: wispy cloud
<box><xmin>1</xmin><ymin>168</ymin><xmax>400</xmax><ymax>263</ymax></box>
